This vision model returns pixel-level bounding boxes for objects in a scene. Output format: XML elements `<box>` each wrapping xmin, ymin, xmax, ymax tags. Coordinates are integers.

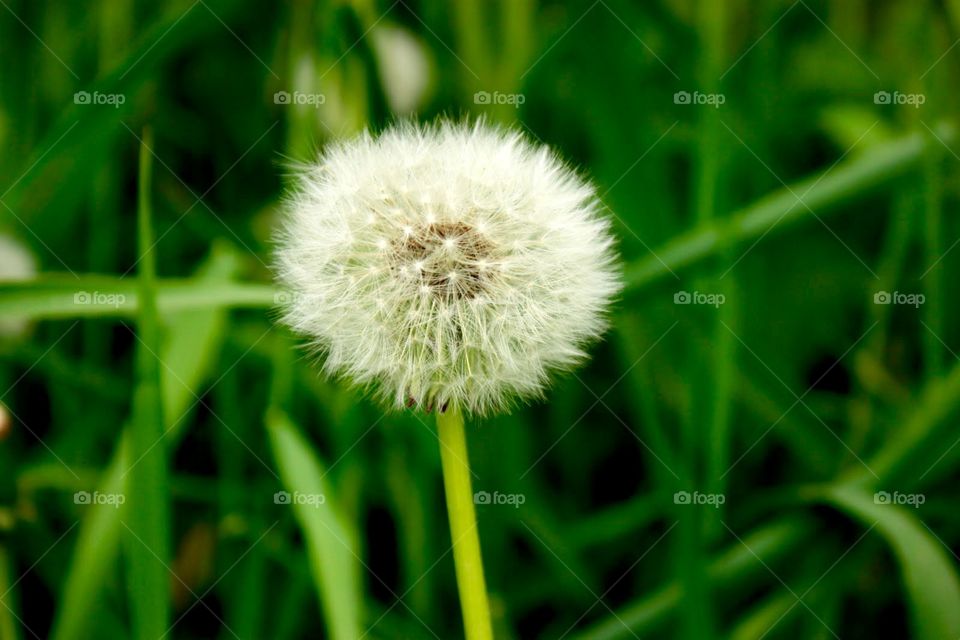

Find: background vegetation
<box><xmin>1</xmin><ymin>0</ymin><xmax>960</xmax><ymax>638</ymax></box>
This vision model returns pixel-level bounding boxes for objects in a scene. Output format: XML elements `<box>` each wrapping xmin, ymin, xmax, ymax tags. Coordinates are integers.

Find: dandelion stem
<box><xmin>437</xmin><ymin>407</ymin><xmax>494</xmax><ymax>640</ymax></box>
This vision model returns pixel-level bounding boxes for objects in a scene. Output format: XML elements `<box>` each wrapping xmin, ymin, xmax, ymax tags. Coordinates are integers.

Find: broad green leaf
<box><xmin>821</xmin><ymin>484</ymin><xmax>960</xmax><ymax>640</ymax></box>
<box><xmin>159</xmin><ymin>243</ymin><xmax>241</xmax><ymax>418</ymax></box>
<box><xmin>51</xmin><ymin>246</ymin><xmax>238</xmax><ymax>640</ymax></box>
<box><xmin>265</xmin><ymin>408</ymin><xmax>363</xmax><ymax>640</ymax></box>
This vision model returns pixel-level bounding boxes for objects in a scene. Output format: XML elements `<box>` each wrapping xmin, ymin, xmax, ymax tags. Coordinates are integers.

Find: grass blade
<box><xmin>265</xmin><ymin>407</ymin><xmax>363</xmax><ymax>640</ymax></box>
<box><xmin>0</xmin><ymin>277</ymin><xmax>275</xmax><ymax>320</ymax></box>
<box><xmin>852</xmin><ymin>360</ymin><xmax>960</xmax><ymax>487</ymax></box>
<box><xmin>624</xmin><ymin>124</ymin><xmax>956</xmax><ymax>292</ymax></box>
<box><xmin>572</xmin><ymin>517</ymin><xmax>813</xmax><ymax>640</ymax></box>
<box><xmin>122</xmin><ymin>127</ymin><xmax>171</xmax><ymax>638</ymax></box>
<box><xmin>820</xmin><ymin>484</ymin><xmax>960</xmax><ymax>639</ymax></box>
<box><xmin>51</xmin><ymin>246</ymin><xmax>237</xmax><ymax>640</ymax></box>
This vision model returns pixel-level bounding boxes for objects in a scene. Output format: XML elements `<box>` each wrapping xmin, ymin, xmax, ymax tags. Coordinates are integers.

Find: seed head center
<box><xmin>394</xmin><ymin>221</ymin><xmax>492</xmax><ymax>299</ymax></box>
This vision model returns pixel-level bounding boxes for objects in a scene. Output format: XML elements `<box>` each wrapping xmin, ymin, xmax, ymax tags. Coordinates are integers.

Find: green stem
<box><xmin>0</xmin><ymin>279</ymin><xmax>277</xmax><ymax>319</ymax></box>
<box><xmin>921</xmin><ymin>132</ymin><xmax>944</xmax><ymax>379</ymax></box>
<box><xmin>865</xmin><ymin>189</ymin><xmax>914</xmax><ymax>359</ymax></box>
<box><xmin>437</xmin><ymin>407</ymin><xmax>493</xmax><ymax>640</ymax></box>
<box><xmin>452</xmin><ymin>0</ymin><xmax>491</xmax><ymax>94</ymax></box>
<box><xmin>125</xmin><ymin>127</ymin><xmax>171</xmax><ymax>638</ymax></box>
<box><xmin>697</xmin><ymin>0</ymin><xmax>733</xmax><ymax>545</ymax></box>
<box><xmin>284</xmin><ymin>0</ymin><xmax>318</xmax><ymax>159</ymax></box>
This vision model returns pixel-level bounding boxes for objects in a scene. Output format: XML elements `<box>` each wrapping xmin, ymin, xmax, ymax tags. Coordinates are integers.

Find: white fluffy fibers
<box><xmin>276</xmin><ymin>120</ymin><xmax>620</xmax><ymax>415</ymax></box>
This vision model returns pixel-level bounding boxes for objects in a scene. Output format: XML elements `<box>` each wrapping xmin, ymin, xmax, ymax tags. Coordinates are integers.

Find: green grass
<box><xmin>2</xmin><ymin>1</ymin><xmax>960</xmax><ymax>638</ymax></box>
<box><xmin>123</xmin><ymin>126</ymin><xmax>172</xmax><ymax>639</ymax></box>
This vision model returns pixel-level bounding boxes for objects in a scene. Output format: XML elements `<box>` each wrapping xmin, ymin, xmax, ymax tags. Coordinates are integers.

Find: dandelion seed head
<box><xmin>276</xmin><ymin>120</ymin><xmax>621</xmax><ymax>415</ymax></box>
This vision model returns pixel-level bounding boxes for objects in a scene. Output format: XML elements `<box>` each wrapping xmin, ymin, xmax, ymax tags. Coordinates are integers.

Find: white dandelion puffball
<box><xmin>276</xmin><ymin>120</ymin><xmax>620</xmax><ymax>416</ymax></box>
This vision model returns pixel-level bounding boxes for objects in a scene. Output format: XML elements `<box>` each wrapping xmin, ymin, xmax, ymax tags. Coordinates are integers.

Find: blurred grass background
<box><xmin>1</xmin><ymin>0</ymin><xmax>960</xmax><ymax>638</ymax></box>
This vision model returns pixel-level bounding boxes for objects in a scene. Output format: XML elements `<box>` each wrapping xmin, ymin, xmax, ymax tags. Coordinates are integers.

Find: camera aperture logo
<box><xmin>874</xmin><ymin>290</ymin><xmax>924</xmax><ymax>308</ymax></box>
<box><xmin>473</xmin><ymin>490</ymin><xmax>525</xmax><ymax>508</ymax></box>
<box><xmin>74</xmin><ymin>91</ymin><xmax>126</xmax><ymax>108</ymax></box>
<box><xmin>274</xmin><ymin>91</ymin><xmax>326</xmax><ymax>108</ymax></box>
<box><xmin>274</xmin><ymin>490</ymin><xmax>326</xmax><ymax>508</ymax></box>
<box><xmin>673</xmin><ymin>491</ymin><xmax>725</xmax><ymax>508</ymax></box>
<box><xmin>74</xmin><ymin>291</ymin><xmax>127</xmax><ymax>309</ymax></box>
<box><xmin>674</xmin><ymin>290</ymin><xmax>725</xmax><ymax>308</ymax></box>
<box><xmin>74</xmin><ymin>491</ymin><xmax>125</xmax><ymax>508</ymax></box>
<box><xmin>473</xmin><ymin>91</ymin><xmax>525</xmax><ymax>108</ymax></box>
<box><xmin>874</xmin><ymin>490</ymin><xmax>924</xmax><ymax>508</ymax></box>
<box><xmin>673</xmin><ymin>90</ymin><xmax>725</xmax><ymax>108</ymax></box>
<box><xmin>873</xmin><ymin>91</ymin><xmax>925</xmax><ymax>108</ymax></box>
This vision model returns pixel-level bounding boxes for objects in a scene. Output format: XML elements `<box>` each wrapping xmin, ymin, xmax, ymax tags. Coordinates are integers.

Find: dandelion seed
<box><xmin>276</xmin><ymin>119</ymin><xmax>620</xmax><ymax>416</ymax></box>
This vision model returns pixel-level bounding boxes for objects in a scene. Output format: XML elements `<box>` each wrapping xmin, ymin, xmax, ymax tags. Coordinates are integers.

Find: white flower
<box><xmin>276</xmin><ymin>120</ymin><xmax>620</xmax><ymax>415</ymax></box>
